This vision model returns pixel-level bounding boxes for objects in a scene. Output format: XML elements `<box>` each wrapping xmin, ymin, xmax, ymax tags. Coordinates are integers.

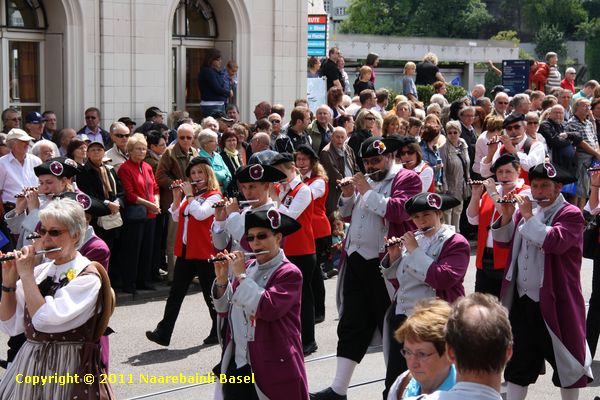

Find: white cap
<box><xmin>6</xmin><ymin>128</ymin><xmax>34</xmax><ymax>142</ymax></box>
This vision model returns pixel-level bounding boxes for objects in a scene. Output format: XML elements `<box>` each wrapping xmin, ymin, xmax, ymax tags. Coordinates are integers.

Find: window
<box><xmin>171</xmin><ymin>1</ymin><xmax>218</xmax><ymax>120</ymax></box>
<box><xmin>335</xmin><ymin>7</ymin><xmax>346</xmax><ymax>16</ymax></box>
<box><xmin>1</xmin><ymin>0</ymin><xmax>47</xmax><ymax>116</ymax></box>
<box><xmin>323</xmin><ymin>0</ymin><xmax>331</xmax><ymax>13</ymax></box>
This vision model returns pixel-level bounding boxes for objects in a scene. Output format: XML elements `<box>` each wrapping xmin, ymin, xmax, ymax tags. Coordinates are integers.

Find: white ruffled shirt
<box><xmin>0</xmin><ymin>253</ymin><xmax>101</xmax><ymax>336</ymax></box>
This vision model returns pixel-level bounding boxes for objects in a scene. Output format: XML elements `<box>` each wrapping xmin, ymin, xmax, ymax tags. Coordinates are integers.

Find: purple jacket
<box><xmin>218</xmin><ymin>260</ymin><xmax>308</xmax><ymax>399</ymax></box>
<box><xmin>385</xmin><ymin>168</ymin><xmax>421</xmax><ymax>239</ymax></box>
<box><xmin>497</xmin><ymin>205</ymin><xmax>590</xmax><ymax>388</ymax></box>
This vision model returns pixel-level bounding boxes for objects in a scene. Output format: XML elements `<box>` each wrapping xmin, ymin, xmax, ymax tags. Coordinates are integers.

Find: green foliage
<box><xmin>519</xmin><ymin>48</ymin><xmax>534</xmax><ymax>60</ymax></box>
<box><xmin>416</xmin><ymin>85</ymin><xmax>467</xmax><ymax>106</ymax></box>
<box><xmin>484</xmin><ymin>71</ymin><xmax>502</xmax><ymax>98</ymax></box>
<box><xmin>522</xmin><ymin>0</ymin><xmax>588</xmax><ymax>38</ymax></box>
<box><xmin>575</xmin><ymin>17</ymin><xmax>600</xmax><ymax>40</ymax></box>
<box><xmin>340</xmin><ymin>0</ymin><xmax>492</xmax><ymax>38</ymax></box>
<box><xmin>534</xmin><ymin>24</ymin><xmax>567</xmax><ymax>60</ymax></box>
<box><xmin>490</xmin><ymin>30</ymin><xmax>520</xmax><ymax>44</ymax></box>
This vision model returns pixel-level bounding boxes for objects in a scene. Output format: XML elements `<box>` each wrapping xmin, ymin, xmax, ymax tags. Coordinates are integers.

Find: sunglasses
<box><xmin>270</xmin><ymin>120</ymin><xmax>281</xmax><ymax>124</ymax></box>
<box><xmin>114</xmin><ymin>133</ymin><xmax>130</xmax><ymax>138</ymax></box>
<box><xmin>399</xmin><ymin>150</ymin><xmax>416</xmax><ymax>156</ymax></box>
<box><xmin>526</xmin><ymin>121</ymin><xmax>539</xmax><ymax>125</ymax></box>
<box><xmin>246</xmin><ymin>232</ymin><xmax>272</xmax><ymax>242</ymax></box>
<box><xmin>496</xmin><ymin>101</ymin><xmax>509</xmax><ymax>105</ymax></box>
<box><xmin>38</xmin><ymin>228</ymin><xmax>67</xmax><ymax>237</ymax></box>
<box><xmin>505</xmin><ymin>124</ymin><xmax>521</xmax><ymax>131</ymax></box>
<box><xmin>178</xmin><ymin>136</ymin><xmax>193</xmax><ymax>140</ymax></box>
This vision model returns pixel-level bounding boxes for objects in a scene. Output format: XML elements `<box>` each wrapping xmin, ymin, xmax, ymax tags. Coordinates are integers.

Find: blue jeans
<box><xmin>200</xmin><ymin>104</ymin><xmax>225</xmax><ymax>119</ymax></box>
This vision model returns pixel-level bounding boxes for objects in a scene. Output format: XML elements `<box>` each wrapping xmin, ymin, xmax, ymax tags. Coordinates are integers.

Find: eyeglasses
<box><xmin>526</xmin><ymin>121</ymin><xmax>539</xmax><ymax>125</ymax></box>
<box><xmin>270</xmin><ymin>120</ymin><xmax>281</xmax><ymax>124</ymax></box>
<box><xmin>400</xmin><ymin>348</ymin><xmax>436</xmax><ymax>361</ymax></box>
<box><xmin>399</xmin><ymin>150</ymin><xmax>416</xmax><ymax>156</ymax></box>
<box><xmin>505</xmin><ymin>124</ymin><xmax>521</xmax><ymax>131</ymax></box>
<box><xmin>496</xmin><ymin>101</ymin><xmax>509</xmax><ymax>105</ymax></box>
<box><xmin>7</xmin><ymin>117</ymin><xmax>20</xmax><ymax>122</ymax></box>
<box><xmin>446</xmin><ymin>131</ymin><xmax>459</xmax><ymax>135</ymax></box>
<box><xmin>85</xmin><ymin>116</ymin><xmax>97</xmax><ymax>120</ymax></box>
<box><xmin>246</xmin><ymin>232</ymin><xmax>273</xmax><ymax>242</ymax></box>
<box><xmin>38</xmin><ymin>228</ymin><xmax>67</xmax><ymax>237</ymax></box>
<box><xmin>178</xmin><ymin>136</ymin><xmax>193</xmax><ymax>141</ymax></box>
<box><xmin>114</xmin><ymin>133</ymin><xmax>130</xmax><ymax>138</ymax></box>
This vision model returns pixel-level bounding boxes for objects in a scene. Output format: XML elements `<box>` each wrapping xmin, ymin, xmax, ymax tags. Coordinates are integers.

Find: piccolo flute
<box><xmin>208</xmin><ymin>250</ymin><xmax>270</xmax><ymax>263</ymax></box>
<box><xmin>338</xmin><ymin>170</ymin><xmax>383</xmax><ymax>188</ymax></box>
<box><xmin>384</xmin><ymin>227</ymin><xmax>435</xmax><ymax>248</ymax></box>
<box><xmin>168</xmin><ymin>181</ymin><xmax>203</xmax><ymax>190</ymax></box>
<box><xmin>25</xmin><ymin>232</ymin><xmax>42</xmax><ymax>240</ymax></box>
<box><xmin>212</xmin><ymin>199</ymin><xmax>259</xmax><ymax>208</ymax></box>
<box><xmin>467</xmin><ymin>180</ymin><xmax>511</xmax><ymax>185</ymax></box>
<box><xmin>14</xmin><ymin>187</ymin><xmax>39</xmax><ymax>198</ymax></box>
<box><xmin>0</xmin><ymin>247</ymin><xmax>62</xmax><ymax>262</ymax></box>
<box><xmin>496</xmin><ymin>198</ymin><xmax>549</xmax><ymax>204</ymax></box>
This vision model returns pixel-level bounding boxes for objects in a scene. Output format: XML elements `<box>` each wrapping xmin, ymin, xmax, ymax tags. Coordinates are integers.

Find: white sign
<box><xmin>307</xmin><ymin>77</ymin><xmax>327</xmax><ymax>114</ymax></box>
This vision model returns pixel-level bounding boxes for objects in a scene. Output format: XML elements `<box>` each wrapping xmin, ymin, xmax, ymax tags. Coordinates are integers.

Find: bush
<box><xmin>534</xmin><ymin>24</ymin><xmax>567</xmax><ymax>60</ymax></box>
<box><xmin>416</xmin><ymin>85</ymin><xmax>467</xmax><ymax>106</ymax></box>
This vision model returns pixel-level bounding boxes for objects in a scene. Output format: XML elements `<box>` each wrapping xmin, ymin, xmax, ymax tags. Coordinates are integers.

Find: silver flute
<box><xmin>384</xmin><ymin>227</ymin><xmax>435</xmax><ymax>248</ymax></box>
<box><xmin>496</xmin><ymin>198</ymin><xmax>549</xmax><ymax>204</ymax></box>
<box><xmin>0</xmin><ymin>247</ymin><xmax>62</xmax><ymax>262</ymax></box>
<box><xmin>208</xmin><ymin>250</ymin><xmax>270</xmax><ymax>263</ymax></box>
<box><xmin>168</xmin><ymin>181</ymin><xmax>203</xmax><ymax>190</ymax></box>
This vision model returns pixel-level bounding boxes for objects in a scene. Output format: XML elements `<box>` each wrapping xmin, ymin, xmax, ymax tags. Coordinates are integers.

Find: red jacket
<box><xmin>174</xmin><ymin>190</ymin><xmax>221</xmax><ymax>260</ymax></box>
<box><xmin>117</xmin><ymin>159</ymin><xmax>160</xmax><ymax>219</ymax></box>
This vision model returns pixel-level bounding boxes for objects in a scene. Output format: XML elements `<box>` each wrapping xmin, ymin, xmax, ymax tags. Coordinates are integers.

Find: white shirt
<box><xmin>0</xmin><ymin>152</ymin><xmax>42</xmax><ymax>203</ymax></box>
<box><xmin>0</xmin><ymin>253</ymin><xmax>101</xmax><ymax>336</ymax></box>
<box><xmin>277</xmin><ymin>175</ymin><xmax>312</xmax><ymax>219</ymax></box>
<box><xmin>407</xmin><ymin>382</ymin><xmax>502</xmax><ymax>400</ymax></box>
<box><xmin>472</xmin><ymin>131</ymin><xmax>493</xmax><ymax>175</ymax></box>
<box><xmin>480</xmin><ymin>136</ymin><xmax>545</xmax><ymax>178</ymax></box>
<box><xmin>303</xmin><ymin>171</ymin><xmax>326</xmax><ymax>200</ymax></box>
<box><xmin>169</xmin><ymin>193</ymin><xmax>220</xmax><ymax>244</ymax></box>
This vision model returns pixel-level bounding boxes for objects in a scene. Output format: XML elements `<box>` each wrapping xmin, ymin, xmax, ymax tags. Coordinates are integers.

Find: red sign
<box><xmin>308</xmin><ymin>15</ymin><xmax>327</xmax><ymax>24</ymax></box>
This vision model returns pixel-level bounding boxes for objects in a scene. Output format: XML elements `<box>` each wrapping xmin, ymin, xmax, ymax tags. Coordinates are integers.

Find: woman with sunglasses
<box><xmin>381</xmin><ymin>192</ymin><xmax>469</xmax><ymax>398</ymax></box>
<box><xmin>387</xmin><ymin>298</ymin><xmax>455</xmax><ymax>399</ymax></box>
<box><xmin>396</xmin><ymin>137</ymin><xmax>435</xmax><ymax>193</ymax></box>
<box><xmin>146</xmin><ymin>157</ymin><xmax>222</xmax><ymax>347</ymax></box>
<box><xmin>294</xmin><ymin>145</ymin><xmax>331</xmax><ymax>324</ymax></box>
<box><xmin>270</xmin><ymin>153</ymin><xmax>318</xmax><ymax>356</ymax></box>
<box><xmin>0</xmin><ymin>198</ymin><xmax>114</xmax><ymax>399</ymax></box>
<box><xmin>211</xmin><ymin>209</ymin><xmax>308</xmax><ymax>400</ymax></box>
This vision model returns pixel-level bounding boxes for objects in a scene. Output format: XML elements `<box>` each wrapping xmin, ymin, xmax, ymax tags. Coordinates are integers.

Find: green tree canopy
<box><xmin>340</xmin><ymin>0</ymin><xmax>492</xmax><ymax>38</ymax></box>
<box><xmin>522</xmin><ymin>0</ymin><xmax>587</xmax><ymax>38</ymax></box>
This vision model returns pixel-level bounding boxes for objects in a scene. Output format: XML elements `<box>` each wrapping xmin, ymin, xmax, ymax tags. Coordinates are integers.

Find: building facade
<box><xmin>0</xmin><ymin>0</ymin><xmax>308</xmax><ymax>128</ymax></box>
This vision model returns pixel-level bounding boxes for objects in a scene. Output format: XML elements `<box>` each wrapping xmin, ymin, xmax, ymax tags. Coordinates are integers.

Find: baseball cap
<box><xmin>6</xmin><ymin>128</ymin><xmax>34</xmax><ymax>142</ymax></box>
<box><xmin>25</xmin><ymin>111</ymin><xmax>46</xmax><ymax>124</ymax></box>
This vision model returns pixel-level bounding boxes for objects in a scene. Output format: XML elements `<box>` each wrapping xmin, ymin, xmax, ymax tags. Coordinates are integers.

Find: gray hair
<box><xmin>512</xmin><ymin>93</ymin><xmax>530</xmax><ymax>109</ymax></box>
<box><xmin>445</xmin><ymin>120</ymin><xmax>461</xmax><ymax>133</ymax></box>
<box><xmin>201</xmin><ymin>117</ymin><xmax>218</xmax><ymax>129</ymax></box>
<box><xmin>31</xmin><ymin>139</ymin><xmax>60</xmax><ymax>159</ymax></box>
<box><xmin>458</xmin><ymin>106</ymin><xmax>475</xmax><ymax>118</ymax></box>
<box><xmin>198</xmin><ymin>128</ymin><xmax>218</xmax><ymax>146</ymax></box>
<box><xmin>427</xmin><ymin>103</ymin><xmax>442</xmax><ymax>114</ymax></box>
<box><xmin>109</xmin><ymin>121</ymin><xmax>128</xmax><ymax>134</ymax></box>
<box><xmin>39</xmin><ymin>198</ymin><xmax>87</xmax><ymax>248</ymax></box>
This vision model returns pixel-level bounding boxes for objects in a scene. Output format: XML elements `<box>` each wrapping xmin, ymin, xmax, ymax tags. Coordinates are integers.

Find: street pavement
<box><xmin>0</xmin><ymin>254</ymin><xmax>598</xmax><ymax>399</ymax></box>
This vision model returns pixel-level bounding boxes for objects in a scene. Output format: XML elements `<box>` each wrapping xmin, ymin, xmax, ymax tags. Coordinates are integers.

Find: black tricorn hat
<box><xmin>269</xmin><ymin>152</ymin><xmax>294</xmax><ymax>166</ymax></box>
<box><xmin>237</xmin><ymin>163</ymin><xmax>286</xmax><ymax>183</ymax></box>
<box><xmin>294</xmin><ymin>144</ymin><xmax>318</xmax><ymax>160</ymax></box>
<box><xmin>184</xmin><ymin>156</ymin><xmax>211</xmax><ymax>177</ymax></box>
<box><xmin>245</xmin><ymin>208</ymin><xmax>301</xmax><ymax>237</ymax></box>
<box><xmin>528</xmin><ymin>162</ymin><xmax>576</xmax><ymax>184</ymax></box>
<box><xmin>34</xmin><ymin>157</ymin><xmax>80</xmax><ymax>178</ymax></box>
<box><xmin>405</xmin><ymin>192</ymin><xmax>461</xmax><ymax>214</ymax></box>
<box><xmin>359</xmin><ymin>136</ymin><xmax>402</xmax><ymax>158</ymax></box>
<box><xmin>56</xmin><ymin>192</ymin><xmax>106</xmax><ymax>217</ymax></box>
<box><xmin>490</xmin><ymin>153</ymin><xmax>520</xmax><ymax>174</ymax></box>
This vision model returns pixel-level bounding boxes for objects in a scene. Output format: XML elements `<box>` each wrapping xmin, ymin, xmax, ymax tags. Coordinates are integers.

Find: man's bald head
<box><xmin>250</xmin><ymin>132</ymin><xmax>270</xmax><ymax>153</ymax></box>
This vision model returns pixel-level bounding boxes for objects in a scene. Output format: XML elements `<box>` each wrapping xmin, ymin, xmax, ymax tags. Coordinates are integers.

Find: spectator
<box><xmin>156</xmin><ymin>123</ymin><xmax>199</xmax><ymax>281</ymax></box>
<box><xmin>524</xmin><ymin>112</ymin><xmax>546</xmax><ymax>149</ymax></box>
<box><xmin>319</xmin><ymin>126</ymin><xmax>359</xmax><ymax>216</ymax></box>
<box><xmin>144</xmin><ymin>130</ymin><xmax>167</xmax><ymax>173</ymax></box>
<box><xmin>541</xmin><ymin>94</ymin><xmax>558</xmax><ymax>112</ymax></box>
<box><xmin>225</xmin><ymin>104</ymin><xmax>240</xmax><ymax>123</ymax></box>
<box><xmin>468</xmin><ymin>84</ymin><xmax>486</xmax><ymax>106</ymax></box>
<box><xmin>558</xmin><ymin>89</ymin><xmax>573</xmax><ymax>120</ymax></box>
<box><xmin>31</xmin><ymin>139</ymin><xmax>59</xmax><ymax>162</ymax></box>
<box><xmin>321</xmin><ymin>46</ymin><xmax>344</xmax><ymax>91</ymax></box>
<box><xmin>348</xmin><ymin>109</ymin><xmax>379</xmax><ymax>172</ymax></box>
<box><xmin>476</xmin><ymin>97</ymin><xmax>492</xmax><ymax>116</ymax></box>
<box><xmin>226</xmin><ymin>60</ymin><xmax>238</xmax><ymax>103</ymax></box>
<box><xmin>0</xmin><ymin>134</ymin><xmax>10</xmax><ymax>157</ymax></box>
<box><xmin>395</xmin><ymin>101</ymin><xmax>412</xmax><ymax>120</ymax></box>
<box><xmin>529</xmin><ymin>90</ymin><xmax>545</xmax><ymax>112</ymax></box>
<box><xmin>416</xmin><ymin>52</ymin><xmax>444</xmax><ymax>85</ymax></box>
<box><xmin>78</xmin><ymin>107</ymin><xmax>110</xmax><ymax>147</ymax></box>
<box><xmin>23</xmin><ymin>112</ymin><xmax>46</xmax><ymax>143</ymax></box>
<box><xmin>374</xmin><ymin>88</ymin><xmax>389</xmax><ymax>116</ymax></box>
<box><xmin>382</xmin><ymin>114</ymin><xmax>402</xmax><ymax>137</ymax></box>
<box><xmin>1</xmin><ymin>108</ymin><xmax>20</xmax><ymax>134</ymax></box>
<box><xmin>396</xmin><ymin>137</ymin><xmax>434</xmax><ymax>192</ymax></box>
<box><xmin>55</xmin><ymin>128</ymin><xmax>77</xmax><ymax>156</ymax></box>
<box><xmin>267</xmin><ymin>113</ymin><xmax>283</xmax><ymax>148</ymax></box>
<box><xmin>309</xmin><ymin>105</ymin><xmax>334</xmax><ymax>153</ymax></box>
<box><xmin>307</xmin><ymin>56</ymin><xmax>321</xmax><ymax>78</ymax></box>
<box><xmin>135</xmin><ymin>107</ymin><xmax>165</xmax><ymax>135</ymax></box>
<box><xmin>105</xmin><ymin>121</ymin><xmax>130</xmax><ymax>172</ymax></box>
<box><xmin>473</xmin><ymin>116</ymin><xmax>503</xmax><ymax>178</ymax></box>
<box><xmin>327</xmin><ymin>86</ymin><xmax>346</xmax><ymax>120</ymax></box>
<box><xmin>561</xmin><ymin>67</ymin><xmax>576</xmax><ymax>94</ymax></box>
<box><xmin>66</xmin><ymin>138</ymin><xmax>87</xmax><ymax>167</ymax></box>
<box><xmin>458</xmin><ymin>107</ymin><xmax>477</xmax><ymax>172</ymax></box>
<box><xmin>403</xmin><ymin>61</ymin><xmax>419</xmax><ymax>102</ymax></box>
<box><xmin>592</xmin><ymin>98</ymin><xmax>600</xmax><ymax>134</ymax></box>
<box><xmin>271</xmin><ymin>103</ymin><xmax>285</xmax><ymax>119</ymax></box>
<box><xmin>365</xmin><ymin>52</ymin><xmax>379</xmax><ymax>84</ymax></box>
<box><xmin>118</xmin><ymin>116</ymin><xmax>137</xmax><ymax>134</ymax></box>
<box><xmin>219</xmin><ymin>129</ymin><xmax>243</xmax><ymax>197</ymax></box>
<box><xmin>511</xmin><ymin>94</ymin><xmax>531</xmax><ymax>115</ymax></box>
<box><xmin>198</xmin><ymin>128</ymin><xmax>231</xmax><ymax>191</ymax></box>
<box><xmin>440</xmin><ymin>121</ymin><xmax>471</xmax><ymax>232</ymax></box>
<box><xmin>42</xmin><ymin>111</ymin><xmax>57</xmax><ymax>140</ymax></box>
<box><xmin>572</xmin><ymin>80</ymin><xmax>599</xmax><ymax>102</ymax></box>
<box><xmin>353</xmin><ymin>66</ymin><xmax>375</xmax><ymax>96</ymax></box>
<box><xmin>337</xmin><ymin>114</ymin><xmax>355</xmax><ymax>138</ymax></box>
<box><xmin>117</xmin><ymin>133</ymin><xmax>160</xmax><ymax>294</ymax></box>
<box><xmin>545</xmin><ymin>51</ymin><xmax>561</xmax><ymax>93</ymax></box>
<box><xmin>337</xmin><ymin>55</ymin><xmax>352</xmax><ymax>96</ymax></box>
<box><xmin>277</xmin><ymin>106</ymin><xmax>311</xmax><ymax>152</ymax></box>
<box><xmin>490</xmin><ymin>92</ymin><xmax>509</xmax><ymax>118</ymax></box>
<box><xmin>198</xmin><ymin>48</ymin><xmax>229</xmax><ymax>117</ymax></box>
<box><xmin>431</xmin><ymin>82</ymin><xmax>449</xmax><ymax>108</ymax></box>
<box><xmin>426</xmin><ymin>103</ymin><xmax>442</xmax><ymax>119</ymax></box>
<box><xmin>472</xmin><ymin>106</ymin><xmax>486</xmax><ymax>136</ymax></box>
<box><xmin>407</xmin><ymin>117</ymin><xmax>423</xmax><ymax>139</ymax></box>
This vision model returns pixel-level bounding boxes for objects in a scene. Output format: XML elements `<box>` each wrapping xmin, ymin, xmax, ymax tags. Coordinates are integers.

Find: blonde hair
<box><xmin>191</xmin><ymin>162</ymin><xmax>220</xmax><ymax>192</ymax></box>
<box><xmin>423</xmin><ymin>52</ymin><xmax>439</xmax><ymax>65</ymax></box>
<box><xmin>359</xmin><ymin>65</ymin><xmax>373</xmax><ymax>80</ymax></box>
<box><xmin>126</xmin><ymin>133</ymin><xmax>147</xmax><ymax>153</ymax></box>
<box><xmin>404</xmin><ymin>61</ymin><xmax>416</xmax><ymax>74</ymax></box>
<box><xmin>395</xmin><ymin>298</ymin><xmax>452</xmax><ymax>355</ymax></box>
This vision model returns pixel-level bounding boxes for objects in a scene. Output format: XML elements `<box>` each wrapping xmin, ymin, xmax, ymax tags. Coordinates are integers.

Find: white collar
<box><xmin>36</xmin><ymin>252</ymin><xmax>91</xmax><ymax>284</ymax></box>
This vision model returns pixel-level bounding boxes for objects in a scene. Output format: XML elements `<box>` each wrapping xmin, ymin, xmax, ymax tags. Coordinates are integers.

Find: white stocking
<box><xmin>330</xmin><ymin>356</ymin><xmax>358</xmax><ymax>395</ymax></box>
<box><xmin>506</xmin><ymin>382</ymin><xmax>528</xmax><ymax>400</ymax></box>
<box><xmin>560</xmin><ymin>388</ymin><xmax>579</xmax><ymax>400</ymax></box>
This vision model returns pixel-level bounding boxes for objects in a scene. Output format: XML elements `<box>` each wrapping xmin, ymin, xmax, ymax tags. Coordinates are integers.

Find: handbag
<box><xmin>123</xmin><ymin>204</ymin><xmax>147</xmax><ymax>222</ymax></box>
<box><xmin>97</xmin><ymin>212</ymin><xmax>123</xmax><ymax>230</ymax></box>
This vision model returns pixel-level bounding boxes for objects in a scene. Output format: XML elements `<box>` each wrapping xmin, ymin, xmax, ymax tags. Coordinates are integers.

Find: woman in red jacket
<box><xmin>117</xmin><ymin>133</ymin><xmax>160</xmax><ymax>294</ymax></box>
<box><xmin>271</xmin><ymin>153</ymin><xmax>318</xmax><ymax>356</ymax></box>
<box><xmin>146</xmin><ymin>157</ymin><xmax>222</xmax><ymax>346</ymax></box>
<box><xmin>294</xmin><ymin>145</ymin><xmax>331</xmax><ymax>324</ymax></box>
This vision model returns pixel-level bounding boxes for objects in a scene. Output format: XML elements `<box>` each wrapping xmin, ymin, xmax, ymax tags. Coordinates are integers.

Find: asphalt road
<box><xmin>0</xmin><ymin>254</ymin><xmax>598</xmax><ymax>399</ymax></box>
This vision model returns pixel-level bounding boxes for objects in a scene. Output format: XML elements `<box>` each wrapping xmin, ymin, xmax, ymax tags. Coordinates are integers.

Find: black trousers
<box><xmin>156</xmin><ymin>256</ymin><xmax>217</xmax><ymax>340</ymax></box>
<box><xmin>337</xmin><ymin>252</ymin><xmax>391</xmax><ymax>362</ymax></box>
<box><xmin>288</xmin><ymin>254</ymin><xmax>317</xmax><ymax>346</ymax></box>
<box><xmin>223</xmin><ymin>361</ymin><xmax>258</xmax><ymax>400</ymax></box>
<box><xmin>383</xmin><ymin>313</ymin><xmax>408</xmax><ymax>400</ymax></box>
<box><xmin>474</xmin><ymin>248</ymin><xmax>504</xmax><ymax>299</ymax></box>
<box><xmin>587</xmin><ymin>245</ymin><xmax>600</xmax><ymax>358</ymax></box>
<box><xmin>120</xmin><ymin>218</ymin><xmax>156</xmax><ymax>292</ymax></box>
<box><xmin>313</xmin><ymin>236</ymin><xmax>331</xmax><ymax>319</ymax></box>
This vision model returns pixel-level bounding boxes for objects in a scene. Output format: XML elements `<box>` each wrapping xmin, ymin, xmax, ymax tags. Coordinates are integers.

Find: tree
<box><xmin>534</xmin><ymin>24</ymin><xmax>567</xmax><ymax>60</ymax></box>
<box><xmin>522</xmin><ymin>0</ymin><xmax>588</xmax><ymax>39</ymax></box>
<box><xmin>340</xmin><ymin>0</ymin><xmax>492</xmax><ymax>38</ymax></box>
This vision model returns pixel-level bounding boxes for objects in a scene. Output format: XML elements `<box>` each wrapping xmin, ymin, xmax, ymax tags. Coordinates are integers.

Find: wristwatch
<box><xmin>237</xmin><ymin>273</ymin><xmax>247</xmax><ymax>281</ymax></box>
